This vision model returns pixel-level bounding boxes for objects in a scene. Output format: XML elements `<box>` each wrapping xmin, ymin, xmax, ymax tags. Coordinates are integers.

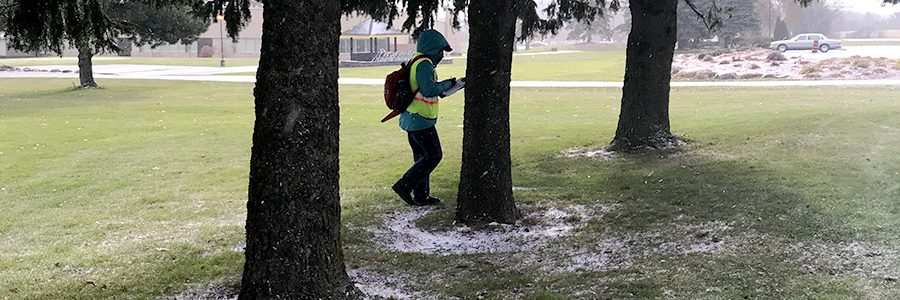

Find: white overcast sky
<box><xmin>831</xmin><ymin>0</ymin><xmax>900</xmax><ymax>15</ymax></box>
<box><xmin>438</xmin><ymin>0</ymin><xmax>900</xmax><ymax>17</ymax></box>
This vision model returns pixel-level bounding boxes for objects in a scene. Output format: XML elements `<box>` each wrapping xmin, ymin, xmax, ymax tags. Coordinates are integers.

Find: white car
<box><xmin>770</xmin><ymin>33</ymin><xmax>842</xmax><ymax>52</ymax></box>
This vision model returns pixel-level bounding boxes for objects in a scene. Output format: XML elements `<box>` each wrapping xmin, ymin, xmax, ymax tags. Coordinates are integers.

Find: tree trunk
<box><xmin>608</xmin><ymin>0</ymin><xmax>679</xmax><ymax>152</ymax></box>
<box><xmin>77</xmin><ymin>45</ymin><xmax>98</xmax><ymax>88</ymax></box>
<box><xmin>456</xmin><ymin>0</ymin><xmax>521</xmax><ymax>225</ymax></box>
<box><xmin>239</xmin><ymin>0</ymin><xmax>359</xmax><ymax>298</ymax></box>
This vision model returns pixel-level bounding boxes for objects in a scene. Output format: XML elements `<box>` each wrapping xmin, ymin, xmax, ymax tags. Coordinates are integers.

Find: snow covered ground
<box><xmin>673</xmin><ymin>47</ymin><xmax>900</xmax><ymax>81</ymax></box>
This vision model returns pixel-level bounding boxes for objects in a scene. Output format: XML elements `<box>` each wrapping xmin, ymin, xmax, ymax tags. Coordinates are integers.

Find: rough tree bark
<box><xmin>239</xmin><ymin>0</ymin><xmax>359</xmax><ymax>298</ymax></box>
<box><xmin>608</xmin><ymin>0</ymin><xmax>679</xmax><ymax>152</ymax></box>
<box><xmin>76</xmin><ymin>45</ymin><xmax>98</xmax><ymax>88</ymax></box>
<box><xmin>456</xmin><ymin>0</ymin><xmax>521</xmax><ymax>225</ymax></box>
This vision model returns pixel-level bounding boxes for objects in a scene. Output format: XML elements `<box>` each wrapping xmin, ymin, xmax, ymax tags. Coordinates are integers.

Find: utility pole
<box><xmin>217</xmin><ymin>14</ymin><xmax>226</xmax><ymax>67</ymax></box>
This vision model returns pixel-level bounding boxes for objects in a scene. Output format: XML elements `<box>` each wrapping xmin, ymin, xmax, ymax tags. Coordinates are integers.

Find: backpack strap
<box><xmin>409</xmin><ymin>54</ymin><xmax>430</xmax><ymax>66</ymax></box>
<box><xmin>407</xmin><ymin>54</ymin><xmax>431</xmax><ymax>93</ymax></box>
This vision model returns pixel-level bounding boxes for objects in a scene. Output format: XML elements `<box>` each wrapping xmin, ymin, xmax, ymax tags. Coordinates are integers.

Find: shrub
<box><xmin>852</xmin><ymin>59</ymin><xmax>871</xmax><ymax>69</ymax></box>
<box><xmin>740</xmin><ymin>73</ymin><xmax>764</xmax><ymax>79</ymax></box>
<box><xmin>733</xmin><ymin>33</ymin><xmax>773</xmax><ymax>48</ymax></box>
<box><xmin>693</xmin><ymin>69</ymin><xmax>717</xmax><ymax>80</ymax></box>
<box><xmin>767</xmin><ymin>52</ymin><xmax>787</xmax><ymax>61</ymax></box>
<box><xmin>199</xmin><ymin>46</ymin><xmax>216</xmax><ymax>58</ymax></box>
<box><xmin>801</xmin><ymin>65</ymin><xmax>819</xmax><ymax>75</ymax></box>
<box><xmin>677</xmin><ymin>70</ymin><xmax>698</xmax><ymax>78</ymax></box>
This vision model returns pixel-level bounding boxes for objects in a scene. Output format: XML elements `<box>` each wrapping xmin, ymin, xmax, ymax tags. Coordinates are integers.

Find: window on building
<box><xmin>376</xmin><ymin>39</ymin><xmax>390</xmax><ymax>52</ymax></box>
<box><xmin>353</xmin><ymin>39</ymin><xmax>369</xmax><ymax>53</ymax></box>
<box><xmin>339</xmin><ymin>39</ymin><xmax>351</xmax><ymax>53</ymax></box>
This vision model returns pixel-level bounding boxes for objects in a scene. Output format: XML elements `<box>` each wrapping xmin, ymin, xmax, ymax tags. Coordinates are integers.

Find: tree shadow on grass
<box><xmin>519</xmin><ymin>148</ymin><xmax>854</xmax><ymax>241</ymax></box>
<box><xmin>506</xmin><ymin>147</ymin><xmax>894</xmax><ymax>298</ymax></box>
<box><xmin>43</xmin><ymin>145</ymin><xmax>872</xmax><ymax>299</ymax></box>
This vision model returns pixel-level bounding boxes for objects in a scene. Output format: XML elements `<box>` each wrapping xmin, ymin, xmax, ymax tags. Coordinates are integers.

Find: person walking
<box><xmin>392</xmin><ymin>29</ymin><xmax>462</xmax><ymax>206</ymax></box>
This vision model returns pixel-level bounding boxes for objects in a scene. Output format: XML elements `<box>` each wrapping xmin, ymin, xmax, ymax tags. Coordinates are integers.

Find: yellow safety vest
<box><xmin>406</xmin><ymin>54</ymin><xmax>440</xmax><ymax>120</ymax></box>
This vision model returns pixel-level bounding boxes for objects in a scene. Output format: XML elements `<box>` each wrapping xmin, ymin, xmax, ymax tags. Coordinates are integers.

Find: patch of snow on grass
<box><xmin>792</xmin><ymin>241</ymin><xmax>900</xmax><ymax>279</ymax></box>
<box><xmin>545</xmin><ymin>221</ymin><xmax>734</xmax><ymax>273</ymax></box>
<box><xmin>166</xmin><ymin>281</ymin><xmax>239</xmax><ymax>300</ymax></box>
<box><xmin>368</xmin><ymin>205</ymin><xmax>614</xmax><ymax>256</ymax></box>
<box><xmin>350</xmin><ymin>269</ymin><xmax>425</xmax><ymax>300</ymax></box>
<box><xmin>562</xmin><ymin>147</ymin><xmax>616</xmax><ymax>160</ymax></box>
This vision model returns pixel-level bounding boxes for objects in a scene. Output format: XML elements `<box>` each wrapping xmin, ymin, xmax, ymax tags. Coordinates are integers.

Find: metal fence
<box><xmin>371</xmin><ymin>51</ymin><xmax>415</xmax><ymax>63</ymax></box>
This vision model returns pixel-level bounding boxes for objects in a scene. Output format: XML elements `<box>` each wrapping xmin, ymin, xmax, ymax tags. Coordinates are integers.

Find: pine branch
<box><xmin>682</xmin><ymin>0</ymin><xmax>727</xmax><ymax>31</ymax></box>
<box><xmin>0</xmin><ymin>2</ymin><xmax>16</xmax><ymax>14</ymax></box>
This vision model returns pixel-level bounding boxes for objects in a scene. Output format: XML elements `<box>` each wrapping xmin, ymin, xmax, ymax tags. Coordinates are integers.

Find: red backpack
<box><xmin>381</xmin><ymin>54</ymin><xmax>429</xmax><ymax>123</ymax></box>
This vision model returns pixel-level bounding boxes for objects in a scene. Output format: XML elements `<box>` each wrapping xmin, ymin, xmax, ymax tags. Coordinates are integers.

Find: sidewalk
<box><xmin>1</xmin><ymin>50</ymin><xmax>582</xmax><ymax>77</ymax></box>
<box><xmin>12</xmin><ymin>64</ymin><xmax>258</xmax><ymax>76</ymax></box>
<box><xmin>3</xmin><ymin>71</ymin><xmax>898</xmax><ymax>88</ymax></box>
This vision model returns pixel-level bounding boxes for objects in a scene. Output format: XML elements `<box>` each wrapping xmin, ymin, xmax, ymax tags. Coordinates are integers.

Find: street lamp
<box><xmin>217</xmin><ymin>14</ymin><xmax>225</xmax><ymax>67</ymax></box>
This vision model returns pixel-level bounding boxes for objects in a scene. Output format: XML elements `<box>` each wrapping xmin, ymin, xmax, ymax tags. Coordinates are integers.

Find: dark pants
<box><xmin>399</xmin><ymin>126</ymin><xmax>442</xmax><ymax>201</ymax></box>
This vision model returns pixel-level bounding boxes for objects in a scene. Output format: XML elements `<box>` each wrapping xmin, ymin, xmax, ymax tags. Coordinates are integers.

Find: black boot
<box><xmin>414</xmin><ymin>196</ymin><xmax>441</xmax><ymax>206</ymax></box>
<box><xmin>392</xmin><ymin>181</ymin><xmax>416</xmax><ymax>206</ymax></box>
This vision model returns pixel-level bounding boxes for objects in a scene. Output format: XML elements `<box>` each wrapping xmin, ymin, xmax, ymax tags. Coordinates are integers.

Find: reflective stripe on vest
<box><xmin>414</xmin><ymin>96</ymin><xmax>439</xmax><ymax>104</ymax></box>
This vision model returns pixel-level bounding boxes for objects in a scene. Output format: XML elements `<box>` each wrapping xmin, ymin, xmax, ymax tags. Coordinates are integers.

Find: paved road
<box><xmin>787</xmin><ymin>45</ymin><xmax>900</xmax><ymax>60</ymax></box>
<box><xmin>2</xmin><ymin>71</ymin><xmax>898</xmax><ymax>87</ymax></box>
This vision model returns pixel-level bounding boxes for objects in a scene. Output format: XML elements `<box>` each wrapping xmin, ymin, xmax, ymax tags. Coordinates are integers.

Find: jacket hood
<box><xmin>416</xmin><ymin>29</ymin><xmax>451</xmax><ymax>64</ymax></box>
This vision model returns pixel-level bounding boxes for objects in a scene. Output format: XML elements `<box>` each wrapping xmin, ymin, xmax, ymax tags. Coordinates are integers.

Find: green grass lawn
<box><xmin>2</xmin><ymin>79</ymin><xmax>899</xmax><ymax>299</ymax></box>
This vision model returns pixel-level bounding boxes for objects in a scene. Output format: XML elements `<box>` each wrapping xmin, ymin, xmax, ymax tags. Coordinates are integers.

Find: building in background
<box><xmin>128</xmin><ymin>4</ymin><xmax>468</xmax><ymax>60</ymax></box>
<box><xmin>0</xmin><ymin>5</ymin><xmax>468</xmax><ymax>59</ymax></box>
<box><xmin>0</xmin><ymin>32</ymin><xmax>52</xmax><ymax>58</ymax></box>
<box><xmin>340</xmin><ymin>18</ymin><xmax>408</xmax><ymax>61</ymax></box>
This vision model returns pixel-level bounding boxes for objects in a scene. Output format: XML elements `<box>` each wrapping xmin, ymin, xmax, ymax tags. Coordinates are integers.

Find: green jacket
<box><xmin>399</xmin><ymin>30</ymin><xmax>455</xmax><ymax>132</ymax></box>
